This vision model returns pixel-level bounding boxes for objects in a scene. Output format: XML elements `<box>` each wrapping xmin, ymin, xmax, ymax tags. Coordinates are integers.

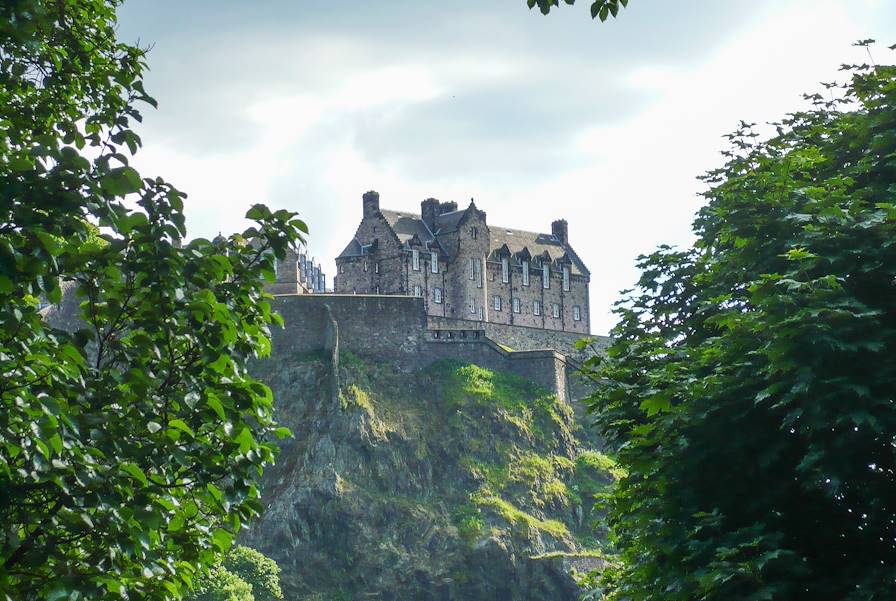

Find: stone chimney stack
<box><xmin>552</xmin><ymin>219</ymin><xmax>568</xmax><ymax>245</ymax></box>
<box><xmin>362</xmin><ymin>190</ymin><xmax>380</xmax><ymax>218</ymax></box>
<box><xmin>421</xmin><ymin>198</ymin><xmax>440</xmax><ymax>230</ymax></box>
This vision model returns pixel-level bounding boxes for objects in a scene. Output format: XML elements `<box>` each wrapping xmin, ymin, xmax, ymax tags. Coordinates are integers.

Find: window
<box><xmin>375</xmin><ymin>262</ymin><xmax>380</xmax><ymax>274</ymax></box>
<box><xmin>533</xmin><ymin>300</ymin><xmax>541</xmax><ymax>316</ymax></box>
<box><xmin>363</xmin><ymin>261</ymin><xmax>368</xmax><ymax>272</ymax></box>
<box><xmin>475</xmin><ymin>258</ymin><xmax>482</xmax><ymax>288</ymax></box>
<box><xmin>339</xmin><ymin>264</ymin><xmax>345</xmax><ymax>274</ymax></box>
<box><xmin>431</xmin><ymin>251</ymin><xmax>438</xmax><ymax>273</ymax></box>
<box><xmin>573</xmin><ymin>305</ymin><xmax>581</xmax><ymax>321</ymax></box>
<box><xmin>375</xmin><ymin>285</ymin><xmax>380</xmax><ymax>294</ymax></box>
<box><xmin>522</xmin><ymin>261</ymin><xmax>530</xmax><ymax>286</ymax></box>
<box><xmin>434</xmin><ymin>287</ymin><xmax>443</xmax><ymax>304</ymax></box>
<box><xmin>413</xmin><ymin>285</ymin><xmax>421</xmax><ymax>297</ymax></box>
<box><xmin>478</xmin><ymin>307</ymin><xmax>484</xmax><ymax>321</ymax></box>
<box><xmin>552</xmin><ymin>303</ymin><xmax>560</xmax><ymax>318</ymax></box>
<box><xmin>469</xmin><ymin>298</ymin><xmax>476</xmax><ymax>314</ymax></box>
<box><xmin>501</xmin><ymin>257</ymin><xmax>509</xmax><ymax>283</ymax></box>
<box><xmin>543</xmin><ymin>263</ymin><xmax>550</xmax><ymax>289</ymax></box>
<box><xmin>469</xmin><ymin>257</ymin><xmax>475</xmax><ymax>280</ymax></box>
<box><xmin>412</xmin><ymin>249</ymin><xmax>420</xmax><ymax>271</ymax></box>
<box><xmin>512</xmin><ymin>297</ymin><xmax>521</xmax><ymax>313</ymax></box>
<box><xmin>563</xmin><ymin>266</ymin><xmax>570</xmax><ymax>291</ymax></box>
<box><xmin>493</xmin><ymin>295</ymin><xmax>502</xmax><ymax>311</ymax></box>
<box><xmin>471</xmin><ymin>227</ymin><xmax>478</xmax><ymax>240</ymax></box>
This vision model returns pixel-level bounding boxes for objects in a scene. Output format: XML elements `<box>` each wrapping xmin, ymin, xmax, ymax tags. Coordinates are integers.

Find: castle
<box><xmin>333</xmin><ymin>191</ymin><xmax>590</xmax><ymax>335</ymax></box>
<box><xmin>263</xmin><ymin>191</ymin><xmax>603</xmax><ymax>402</ymax></box>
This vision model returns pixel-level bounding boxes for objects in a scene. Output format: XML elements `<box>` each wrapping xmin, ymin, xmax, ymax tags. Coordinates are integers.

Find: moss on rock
<box><xmin>241</xmin><ymin>352</ymin><xmax>616</xmax><ymax>600</ymax></box>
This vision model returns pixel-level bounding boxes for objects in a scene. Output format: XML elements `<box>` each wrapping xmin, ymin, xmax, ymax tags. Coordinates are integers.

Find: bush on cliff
<box><xmin>584</xmin><ymin>45</ymin><xmax>896</xmax><ymax>600</ymax></box>
<box><xmin>0</xmin><ymin>1</ymin><xmax>306</xmax><ymax>598</ymax></box>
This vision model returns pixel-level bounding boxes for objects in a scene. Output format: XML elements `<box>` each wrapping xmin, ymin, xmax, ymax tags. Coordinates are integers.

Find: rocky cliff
<box><xmin>242</xmin><ymin>351</ymin><xmax>617</xmax><ymax>600</ymax></box>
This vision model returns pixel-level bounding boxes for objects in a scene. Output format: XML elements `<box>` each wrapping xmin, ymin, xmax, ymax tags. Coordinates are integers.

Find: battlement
<box><xmin>270</xmin><ymin>294</ymin><xmax>605</xmax><ymax>401</ymax></box>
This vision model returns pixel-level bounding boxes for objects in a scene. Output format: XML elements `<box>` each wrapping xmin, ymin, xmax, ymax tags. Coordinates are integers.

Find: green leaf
<box><xmin>120</xmin><ymin>463</ymin><xmax>149</xmax><ymax>487</ymax></box>
<box><xmin>167</xmin><ymin>419</ymin><xmax>194</xmax><ymax>437</ymax></box>
<box><xmin>207</xmin><ymin>392</ymin><xmax>226</xmax><ymax>420</ymax></box>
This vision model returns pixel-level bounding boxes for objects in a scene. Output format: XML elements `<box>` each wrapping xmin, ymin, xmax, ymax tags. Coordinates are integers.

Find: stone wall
<box><xmin>427</xmin><ymin>315</ymin><xmax>609</xmax><ymax>361</ymax></box>
<box><xmin>269</xmin><ymin>294</ymin><xmax>585</xmax><ymax>400</ymax></box>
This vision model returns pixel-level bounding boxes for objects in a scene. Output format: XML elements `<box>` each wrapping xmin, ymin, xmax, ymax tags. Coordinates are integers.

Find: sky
<box><xmin>116</xmin><ymin>0</ymin><xmax>896</xmax><ymax>335</ymax></box>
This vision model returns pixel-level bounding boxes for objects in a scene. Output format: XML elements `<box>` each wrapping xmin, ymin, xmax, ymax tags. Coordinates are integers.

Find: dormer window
<box><xmin>501</xmin><ymin>257</ymin><xmax>509</xmax><ymax>283</ymax></box>
<box><xmin>412</xmin><ymin>249</ymin><xmax>420</xmax><ymax>271</ymax></box>
<box><xmin>563</xmin><ymin>266</ymin><xmax>570</xmax><ymax>291</ymax></box>
<box><xmin>431</xmin><ymin>251</ymin><xmax>438</xmax><ymax>273</ymax></box>
<box><xmin>542</xmin><ymin>263</ymin><xmax>550</xmax><ymax>289</ymax></box>
<box><xmin>522</xmin><ymin>260</ymin><xmax>530</xmax><ymax>286</ymax></box>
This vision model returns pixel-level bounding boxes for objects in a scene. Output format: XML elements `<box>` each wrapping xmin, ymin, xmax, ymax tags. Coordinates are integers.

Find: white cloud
<box><xmin>122</xmin><ymin>0</ymin><xmax>895</xmax><ymax>334</ymax></box>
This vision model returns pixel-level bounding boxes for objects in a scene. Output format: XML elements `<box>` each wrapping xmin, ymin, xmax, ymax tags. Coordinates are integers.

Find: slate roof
<box><xmin>489</xmin><ymin>227</ymin><xmax>588</xmax><ymax>276</ymax></box>
<box><xmin>339</xmin><ymin>203</ymin><xmax>589</xmax><ymax>277</ymax></box>
<box><xmin>381</xmin><ymin>210</ymin><xmax>436</xmax><ymax>245</ymax></box>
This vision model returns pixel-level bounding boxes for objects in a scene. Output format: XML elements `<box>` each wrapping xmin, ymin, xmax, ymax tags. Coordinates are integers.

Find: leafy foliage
<box><xmin>584</xmin><ymin>44</ymin><xmax>896</xmax><ymax>600</ymax></box>
<box><xmin>222</xmin><ymin>546</ymin><xmax>283</xmax><ymax>601</ymax></box>
<box><xmin>0</xmin><ymin>1</ymin><xmax>306</xmax><ymax>598</ymax></box>
<box><xmin>187</xmin><ymin>546</ymin><xmax>283</xmax><ymax>601</ymax></box>
<box><xmin>526</xmin><ymin>0</ymin><xmax>630</xmax><ymax>22</ymax></box>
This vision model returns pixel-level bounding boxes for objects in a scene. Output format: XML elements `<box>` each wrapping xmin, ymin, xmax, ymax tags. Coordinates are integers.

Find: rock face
<box><xmin>243</xmin><ymin>351</ymin><xmax>617</xmax><ymax>600</ymax></box>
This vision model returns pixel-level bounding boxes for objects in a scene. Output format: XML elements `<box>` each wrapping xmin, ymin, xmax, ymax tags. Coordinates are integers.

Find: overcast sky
<box><xmin>117</xmin><ymin>0</ymin><xmax>895</xmax><ymax>334</ymax></box>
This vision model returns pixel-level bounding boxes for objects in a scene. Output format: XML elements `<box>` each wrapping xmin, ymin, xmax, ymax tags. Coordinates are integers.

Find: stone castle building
<box><xmin>333</xmin><ymin>191</ymin><xmax>590</xmax><ymax>334</ymax></box>
<box><xmin>266</xmin><ymin>242</ymin><xmax>327</xmax><ymax>296</ymax></box>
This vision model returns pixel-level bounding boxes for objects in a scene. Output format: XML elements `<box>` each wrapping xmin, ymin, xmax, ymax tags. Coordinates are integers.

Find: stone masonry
<box><xmin>333</xmin><ymin>191</ymin><xmax>591</xmax><ymax>335</ymax></box>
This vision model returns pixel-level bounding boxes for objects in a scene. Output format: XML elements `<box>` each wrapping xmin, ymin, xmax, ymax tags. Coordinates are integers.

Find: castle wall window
<box><xmin>512</xmin><ymin>297</ymin><xmax>521</xmax><ymax>313</ymax></box>
<box><xmin>431</xmin><ymin>251</ymin><xmax>438</xmax><ymax>273</ymax></box>
<box><xmin>469</xmin><ymin>298</ymin><xmax>476</xmax><ymax>314</ymax></box>
<box><xmin>573</xmin><ymin>305</ymin><xmax>581</xmax><ymax>321</ymax></box>
<box><xmin>543</xmin><ymin>263</ymin><xmax>550</xmax><ymax>289</ymax></box>
<box><xmin>501</xmin><ymin>257</ymin><xmax>509</xmax><ymax>283</ymax></box>
<box><xmin>522</xmin><ymin>261</ymin><xmax>530</xmax><ymax>286</ymax></box>
<box><xmin>412</xmin><ymin>249</ymin><xmax>420</xmax><ymax>271</ymax></box>
<box><xmin>339</xmin><ymin>264</ymin><xmax>345</xmax><ymax>274</ymax></box>
<box><xmin>434</xmin><ymin>287</ymin><xmax>443</xmax><ymax>304</ymax></box>
<box><xmin>375</xmin><ymin>285</ymin><xmax>380</xmax><ymax>294</ymax></box>
<box><xmin>493</xmin><ymin>295</ymin><xmax>502</xmax><ymax>311</ymax></box>
<box><xmin>363</xmin><ymin>261</ymin><xmax>368</xmax><ymax>272</ymax></box>
<box><xmin>413</xmin><ymin>285</ymin><xmax>421</xmax><ymax>297</ymax></box>
<box><xmin>563</xmin><ymin>266</ymin><xmax>570</xmax><ymax>291</ymax></box>
<box><xmin>552</xmin><ymin>303</ymin><xmax>560</xmax><ymax>318</ymax></box>
<box><xmin>375</xmin><ymin>262</ymin><xmax>380</xmax><ymax>274</ymax></box>
<box><xmin>475</xmin><ymin>258</ymin><xmax>482</xmax><ymax>288</ymax></box>
<box><xmin>471</xmin><ymin>227</ymin><xmax>478</xmax><ymax>240</ymax></box>
<box><xmin>478</xmin><ymin>307</ymin><xmax>484</xmax><ymax>321</ymax></box>
<box><xmin>469</xmin><ymin>258</ymin><xmax>475</xmax><ymax>280</ymax></box>
<box><xmin>533</xmin><ymin>300</ymin><xmax>541</xmax><ymax>316</ymax></box>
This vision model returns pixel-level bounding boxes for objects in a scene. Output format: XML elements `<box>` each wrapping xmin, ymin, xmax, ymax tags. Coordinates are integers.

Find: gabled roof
<box><xmin>337</xmin><ymin>238</ymin><xmax>364</xmax><ymax>259</ymax></box>
<box><xmin>489</xmin><ymin>228</ymin><xmax>589</xmax><ymax>276</ymax></box>
<box><xmin>381</xmin><ymin>210</ymin><xmax>435</xmax><ymax>245</ymax></box>
<box><xmin>353</xmin><ymin>201</ymin><xmax>589</xmax><ymax>276</ymax></box>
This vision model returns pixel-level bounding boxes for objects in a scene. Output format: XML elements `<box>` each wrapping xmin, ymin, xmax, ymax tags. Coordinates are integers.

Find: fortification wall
<box><xmin>270</xmin><ymin>295</ymin><xmax>574</xmax><ymax>399</ymax></box>
<box><xmin>427</xmin><ymin>316</ymin><xmax>609</xmax><ymax>362</ymax></box>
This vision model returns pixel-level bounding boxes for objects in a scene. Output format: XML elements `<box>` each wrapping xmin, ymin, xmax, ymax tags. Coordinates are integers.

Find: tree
<box><xmin>221</xmin><ymin>546</ymin><xmax>283</xmax><ymax>601</ymax></box>
<box><xmin>0</xmin><ymin>1</ymin><xmax>306</xmax><ymax>598</ymax></box>
<box><xmin>526</xmin><ymin>0</ymin><xmax>630</xmax><ymax>22</ymax></box>
<box><xmin>584</xmin><ymin>44</ymin><xmax>896</xmax><ymax>600</ymax></box>
<box><xmin>186</xmin><ymin>546</ymin><xmax>283</xmax><ymax>601</ymax></box>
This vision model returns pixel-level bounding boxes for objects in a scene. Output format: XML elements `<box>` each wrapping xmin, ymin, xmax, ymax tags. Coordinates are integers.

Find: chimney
<box><xmin>421</xmin><ymin>198</ymin><xmax>440</xmax><ymax>229</ymax></box>
<box><xmin>362</xmin><ymin>190</ymin><xmax>380</xmax><ymax>218</ymax></box>
<box><xmin>552</xmin><ymin>219</ymin><xmax>568</xmax><ymax>245</ymax></box>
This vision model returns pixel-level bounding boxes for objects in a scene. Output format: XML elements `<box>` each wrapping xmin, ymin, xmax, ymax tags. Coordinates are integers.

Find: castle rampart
<box><xmin>269</xmin><ymin>294</ymin><xmax>598</xmax><ymax>401</ymax></box>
